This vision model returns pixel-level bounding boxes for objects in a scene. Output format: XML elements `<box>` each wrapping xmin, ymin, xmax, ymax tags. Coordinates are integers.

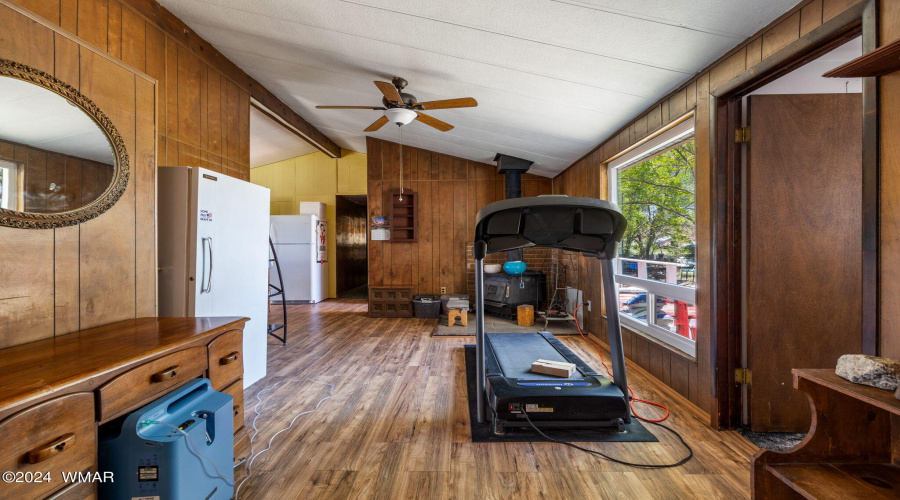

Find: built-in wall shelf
<box><xmin>390</xmin><ymin>190</ymin><xmax>418</xmax><ymax>242</ymax></box>
<box><xmin>823</xmin><ymin>37</ymin><xmax>900</xmax><ymax>78</ymax></box>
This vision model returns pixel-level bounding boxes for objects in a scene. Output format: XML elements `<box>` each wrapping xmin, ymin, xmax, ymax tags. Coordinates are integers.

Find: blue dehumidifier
<box><xmin>98</xmin><ymin>378</ymin><xmax>234</xmax><ymax>500</ymax></box>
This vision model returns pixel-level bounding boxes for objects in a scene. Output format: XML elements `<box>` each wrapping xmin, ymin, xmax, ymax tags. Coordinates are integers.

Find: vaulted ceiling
<box><xmin>160</xmin><ymin>0</ymin><xmax>799</xmax><ymax>177</ymax></box>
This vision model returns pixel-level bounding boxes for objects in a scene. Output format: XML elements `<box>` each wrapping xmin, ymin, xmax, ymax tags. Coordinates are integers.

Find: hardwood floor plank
<box><xmin>236</xmin><ymin>300</ymin><xmax>758</xmax><ymax>499</ymax></box>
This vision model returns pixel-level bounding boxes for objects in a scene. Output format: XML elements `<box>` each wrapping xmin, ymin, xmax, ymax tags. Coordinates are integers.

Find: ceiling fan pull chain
<box><xmin>399</xmin><ymin>124</ymin><xmax>404</xmax><ymax>201</ymax></box>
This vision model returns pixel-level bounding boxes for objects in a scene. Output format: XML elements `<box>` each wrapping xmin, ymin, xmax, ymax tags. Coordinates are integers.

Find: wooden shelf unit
<box><xmin>823</xmin><ymin>37</ymin><xmax>900</xmax><ymax>78</ymax></box>
<box><xmin>390</xmin><ymin>190</ymin><xmax>418</xmax><ymax>242</ymax></box>
<box><xmin>752</xmin><ymin>368</ymin><xmax>900</xmax><ymax>499</ymax></box>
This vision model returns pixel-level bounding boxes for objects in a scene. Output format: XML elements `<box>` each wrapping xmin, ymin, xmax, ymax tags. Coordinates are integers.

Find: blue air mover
<box><xmin>98</xmin><ymin>378</ymin><xmax>234</xmax><ymax>500</ymax></box>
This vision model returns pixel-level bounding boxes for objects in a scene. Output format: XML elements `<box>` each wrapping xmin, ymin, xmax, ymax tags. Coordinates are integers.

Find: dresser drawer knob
<box><xmin>233</xmin><ymin>404</ymin><xmax>241</xmax><ymax>416</ymax></box>
<box><xmin>220</xmin><ymin>351</ymin><xmax>240</xmax><ymax>365</ymax></box>
<box><xmin>27</xmin><ymin>433</ymin><xmax>76</xmax><ymax>464</ymax></box>
<box><xmin>151</xmin><ymin>366</ymin><xmax>180</xmax><ymax>382</ymax></box>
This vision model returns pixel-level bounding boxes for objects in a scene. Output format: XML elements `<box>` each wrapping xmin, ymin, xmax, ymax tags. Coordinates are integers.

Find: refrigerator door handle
<box><xmin>205</xmin><ymin>237</ymin><xmax>214</xmax><ymax>293</ymax></box>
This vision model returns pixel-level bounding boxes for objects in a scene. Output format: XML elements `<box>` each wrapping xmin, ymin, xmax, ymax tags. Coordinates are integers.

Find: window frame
<box><xmin>608</xmin><ymin>118</ymin><xmax>697</xmax><ymax>357</ymax></box>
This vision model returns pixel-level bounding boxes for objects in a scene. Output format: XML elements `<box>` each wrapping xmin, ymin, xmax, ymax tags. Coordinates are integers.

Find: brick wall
<box><xmin>465</xmin><ymin>243</ymin><xmax>580</xmax><ymax>310</ymax></box>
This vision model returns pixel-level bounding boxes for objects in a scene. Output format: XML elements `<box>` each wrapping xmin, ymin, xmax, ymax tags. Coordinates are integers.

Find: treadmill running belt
<box><xmin>486</xmin><ymin>332</ymin><xmax>582</xmax><ymax>379</ymax></box>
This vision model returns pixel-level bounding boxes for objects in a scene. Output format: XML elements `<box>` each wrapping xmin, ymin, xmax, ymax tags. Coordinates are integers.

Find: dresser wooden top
<box><xmin>0</xmin><ymin>317</ymin><xmax>248</xmax><ymax>416</ymax></box>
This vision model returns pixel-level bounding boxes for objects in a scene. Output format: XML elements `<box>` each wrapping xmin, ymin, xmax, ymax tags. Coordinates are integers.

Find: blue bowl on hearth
<box><xmin>503</xmin><ymin>261</ymin><xmax>527</xmax><ymax>275</ymax></box>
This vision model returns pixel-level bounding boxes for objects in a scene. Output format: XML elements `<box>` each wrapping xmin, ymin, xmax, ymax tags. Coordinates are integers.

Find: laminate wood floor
<box><xmin>236</xmin><ymin>300</ymin><xmax>758</xmax><ymax>499</ymax></box>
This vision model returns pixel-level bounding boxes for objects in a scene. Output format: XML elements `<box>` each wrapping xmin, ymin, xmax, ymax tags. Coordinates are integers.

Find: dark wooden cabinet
<box><xmin>369</xmin><ymin>287</ymin><xmax>414</xmax><ymax>317</ymax></box>
<box><xmin>0</xmin><ymin>317</ymin><xmax>249</xmax><ymax>500</ymax></box>
<box><xmin>390</xmin><ymin>190</ymin><xmax>418</xmax><ymax>242</ymax></box>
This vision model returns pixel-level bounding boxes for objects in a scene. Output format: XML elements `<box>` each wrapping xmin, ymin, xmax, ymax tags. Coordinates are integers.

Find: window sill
<box><xmin>600</xmin><ymin>314</ymin><xmax>698</xmax><ymax>362</ymax></box>
<box><xmin>618</xmin><ymin>314</ymin><xmax>697</xmax><ymax>359</ymax></box>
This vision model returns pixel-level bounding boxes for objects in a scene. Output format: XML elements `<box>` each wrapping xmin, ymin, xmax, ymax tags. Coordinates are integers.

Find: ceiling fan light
<box><xmin>384</xmin><ymin>108</ymin><xmax>417</xmax><ymax>126</ymax></box>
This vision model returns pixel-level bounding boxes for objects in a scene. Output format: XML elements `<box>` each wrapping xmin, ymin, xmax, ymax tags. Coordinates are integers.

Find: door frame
<box><xmin>709</xmin><ymin>0</ymin><xmax>879</xmax><ymax>429</ymax></box>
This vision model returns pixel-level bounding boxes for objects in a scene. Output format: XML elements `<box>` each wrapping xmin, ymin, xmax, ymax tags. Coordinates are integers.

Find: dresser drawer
<box><xmin>96</xmin><ymin>347</ymin><xmax>207</xmax><ymax>421</ymax></box>
<box><xmin>45</xmin><ymin>480</ymin><xmax>95</xmax><ymax>500</ymax></box>
<box><xmin>234</xmin><ymin>426</ymin><xmax>251</xmax><ymax>466</ymax></box>
<box><xmin>208</xmin><ymin>330</ymin><xmax>243</xmax><ymax>390</ymax></box>
<box><xmin>0</xmin><ymin>393</ymin><xmax>96</xmax><ymax>500</ymax></box>
<box><xmin>220</xmin><ymin>378</ymin><xmax>245</xmax><ymax>432</ymax></box>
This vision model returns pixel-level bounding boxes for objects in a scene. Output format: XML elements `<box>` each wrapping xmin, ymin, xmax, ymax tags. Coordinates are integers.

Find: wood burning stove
<box><xmin>482</xmin><ymin>270</ymin><xmax>546</xmax><ymax>319</ymax></box>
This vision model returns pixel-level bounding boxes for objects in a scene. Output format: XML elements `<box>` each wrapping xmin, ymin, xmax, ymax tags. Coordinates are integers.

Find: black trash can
<box><xmin>413</xmin><ymin>294</ymin><xmax>441</xmax><ymax>318</ymax></box>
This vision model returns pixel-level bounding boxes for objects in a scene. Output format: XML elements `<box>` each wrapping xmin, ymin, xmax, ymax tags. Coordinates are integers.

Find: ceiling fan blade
<box><xmin>374</xmin><ymin>81</ymin><xmax>403</xmax><ymax>103</ymax></box>
<box><xmin>416</xmin><ymin>97</ymin><xmax>478</xmax><ymax>110</ymax></box>
<box><xmin>415</xmin><ymin>112</ymin><xmax>454</xmax><ymax>132</ymax></box>
<box><xmin>316</xmin><ymin>105</ymin><xmax>385</xmax><ymax>109</ymax></box>
<box><xmin>365</xmin><ymin>115</ymin><xmax>389</xmax><ymax>132</ymax></box>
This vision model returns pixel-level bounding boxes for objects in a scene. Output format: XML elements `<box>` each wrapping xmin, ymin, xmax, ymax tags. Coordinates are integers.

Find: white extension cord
<box><xmin>233</xmin><ymin>378</ymin><xmax>335</xmax><ymax>499</ymax></box>
<box><xmin>139</xmin><ymin>420</ymin><xmax>236</xmax><ymax>485</ymax></box>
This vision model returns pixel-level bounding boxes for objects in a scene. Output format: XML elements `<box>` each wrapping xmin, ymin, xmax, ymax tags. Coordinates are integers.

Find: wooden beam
<box><xmin>118</xmin><ymin>0</ymin><xmax>342</xmax><ymax>158</ymax></box>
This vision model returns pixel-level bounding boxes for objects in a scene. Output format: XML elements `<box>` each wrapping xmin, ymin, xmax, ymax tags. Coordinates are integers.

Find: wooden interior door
<box><xmin>746</xmin><ymin>93</ymin><xmax>862</xmax><ymax>432</ymax></box>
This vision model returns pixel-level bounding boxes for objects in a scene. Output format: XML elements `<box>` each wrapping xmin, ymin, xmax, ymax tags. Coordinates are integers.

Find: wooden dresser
<box><xmin>753</xmin><ymin>368</ymin><xmax>900</xmax><ymax>499</ymax></box>
<box><xmin>0</xmin><ymin>317</ymin><xmax>251</xmax><ymax>500</ymax></box>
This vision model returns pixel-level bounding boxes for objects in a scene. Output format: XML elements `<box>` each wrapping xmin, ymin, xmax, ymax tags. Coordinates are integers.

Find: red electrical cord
<box><xmin>572</xmin><ymin>303</ymin><xmax>670</xmax><ymax>422</ymax></box>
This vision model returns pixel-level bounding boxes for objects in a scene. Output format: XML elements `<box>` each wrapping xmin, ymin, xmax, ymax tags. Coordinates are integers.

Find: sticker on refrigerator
<box><xmin>200</xmin><ymin>210</ymin><xmax>212</xmax><ymax>222</ymax></box>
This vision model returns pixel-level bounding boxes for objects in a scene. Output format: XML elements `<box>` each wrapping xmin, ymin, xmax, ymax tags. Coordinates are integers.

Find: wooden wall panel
<box><xmin>879</xmin><ymin>0</ymin><xmax>900</xmax><ymax>358</ymax></box>
<box><xmin>12</xmin><ymin>0</ymin><xmax>253</xmax><ymax>180</ymax></box>
<box><xmin>549</xmin><ymin>0</ymin><xmax>878</xmax><ymax>419</ymax></box>
<box><xmin>366</xmin><ymin>137</ymin><xmax>552</xmax><ymax>298</ymax></box>
<box><xmin>0</xmin><ymin>0</ymin><xmax>157</xmax><ymax>346</ymax></box>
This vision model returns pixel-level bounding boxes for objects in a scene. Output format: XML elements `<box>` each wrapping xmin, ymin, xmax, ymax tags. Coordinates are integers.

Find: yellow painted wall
<box><xmin>250</xmin><ymin>150</ymin><xmax>367</xmax><ymax>298</ymax></box>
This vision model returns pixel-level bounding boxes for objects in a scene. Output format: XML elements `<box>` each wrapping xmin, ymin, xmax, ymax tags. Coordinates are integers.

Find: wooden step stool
<box><xmin>446</xmin><ymin>299</ymin><xmax>469</xmax><ymax>327</ymax></box>
<box><xmin>447</xmin><ymin>309</ymin><xmax>467</xmax><ymax>327</ymax></box>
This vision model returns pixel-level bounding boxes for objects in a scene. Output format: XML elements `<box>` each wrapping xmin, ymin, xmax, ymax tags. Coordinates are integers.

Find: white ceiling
<box><xmin>0</xmin><ymin>77</ymin><xmax>114</xmax><ymax>165</ymax></box>
<box><xmin>250</xmin><ymin>106</ymin><xmax>319</xmax><ymax>167</ymax></box>
<box><xmin>159</xmin><ymin>0</ymin><xmax>800</xmax><ymax>177</ymax></box>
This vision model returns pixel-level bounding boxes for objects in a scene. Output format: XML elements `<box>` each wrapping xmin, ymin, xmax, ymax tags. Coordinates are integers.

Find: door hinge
<box><xmin>735</xmin><ymin>127</ymin><xmax>750</xmax><ymax>143</ymax></box>
<box><xmin>735</xmin><ymin>368</ymin><xmax>752</xmax><ymax>385</ymax></box>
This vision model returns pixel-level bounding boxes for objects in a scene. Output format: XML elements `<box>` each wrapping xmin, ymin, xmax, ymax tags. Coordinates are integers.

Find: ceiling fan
<box><xmin>316</xmin><ymin>77</ymin><xmax>477</xmax><ymax>132</ymax></box>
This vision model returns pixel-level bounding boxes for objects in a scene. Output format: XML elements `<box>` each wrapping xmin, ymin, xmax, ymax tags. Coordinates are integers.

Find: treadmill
<box><xmin>473</xmin><ymin>195</ymin><xmax>631</xmax><ymax>433</ymax></box>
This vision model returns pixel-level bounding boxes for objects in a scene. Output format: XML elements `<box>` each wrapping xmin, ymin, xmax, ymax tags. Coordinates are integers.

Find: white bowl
<box><xmin>484</xmin><ymin>264</ymin><xmax>502</xmax><ymax>274</ymax></box>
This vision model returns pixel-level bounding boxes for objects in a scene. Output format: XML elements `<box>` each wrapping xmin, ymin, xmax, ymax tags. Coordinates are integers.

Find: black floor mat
<box><xmin>464</xmin><ymin>345</ymin><xmax>658</xmax><ymax>443</ymax></box>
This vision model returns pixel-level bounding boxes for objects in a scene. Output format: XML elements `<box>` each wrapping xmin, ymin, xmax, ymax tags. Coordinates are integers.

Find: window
<box><xmin>608</xmin><ymin>118</ymin><xmax>696</xmax><ymax>356</ymax></box>
<box><xmin>0</xmin><ymin>160</ymin><xmax>18</xmax><ymax>211</ymax></box>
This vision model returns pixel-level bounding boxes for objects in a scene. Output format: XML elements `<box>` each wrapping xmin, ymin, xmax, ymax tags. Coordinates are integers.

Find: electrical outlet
<box><xmin>586</xmin><ymin>300</ymin><xmax>592</xmax><ymax>312</ymax></box>
<box><xmin>441</xmin><ymin>287</ymin><xmax>447</xmax><ymax>294</ymax></box>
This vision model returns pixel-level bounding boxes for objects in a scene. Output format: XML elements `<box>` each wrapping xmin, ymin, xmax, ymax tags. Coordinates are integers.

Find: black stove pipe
<box><xmin>494</xmin><ymin>154</ymin><xmax>534</xmax><ymax>262</ymax></box>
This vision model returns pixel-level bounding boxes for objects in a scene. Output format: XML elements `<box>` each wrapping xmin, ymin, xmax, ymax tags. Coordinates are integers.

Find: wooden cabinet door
<box><xmin>746</xmin><ymin>93</ymin><xmax>863</xmax><ymax>432</ymax></box>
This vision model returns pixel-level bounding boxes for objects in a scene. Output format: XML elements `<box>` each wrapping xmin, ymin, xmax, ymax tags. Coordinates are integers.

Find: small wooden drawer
<box><xmin>97</xmin><ymin>347</ymin><xmax>207</xmax><ymax>421</ymax></box>
<box><xmin>0</xmin><ymin>393</ymin><xmax>96</xmax><ymax>500</ymax></box>
<box><xmin>220</xmin><ymin>378</ymin><xmax>245</xmax><ymax>432</ymax></box>
<box><xmin>45</xmin><ymin>480</ymin><xmax>96</xmax><ymax>499</ymax></box>
<box><xmin>208</xmin><ymin>330</ymin><xmax>243</xmax><ymax>390</ymax></box>
<box><xmin>234</xmin><ymin>426</ymin><xmax>251</xmax><ymax>466</ymax></box>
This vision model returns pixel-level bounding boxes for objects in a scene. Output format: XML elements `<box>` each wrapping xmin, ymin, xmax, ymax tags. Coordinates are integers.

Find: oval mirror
<box><xmin>0</xmin><ymin>59</ymin><xmax>128</xmax><ymax>229</ymax></box>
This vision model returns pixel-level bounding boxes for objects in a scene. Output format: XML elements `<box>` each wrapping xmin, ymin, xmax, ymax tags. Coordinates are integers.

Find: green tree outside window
<box><xmin>617</xmin><ymin>139</ymin><xmax>696</xmax><ymax>263</ymax></box>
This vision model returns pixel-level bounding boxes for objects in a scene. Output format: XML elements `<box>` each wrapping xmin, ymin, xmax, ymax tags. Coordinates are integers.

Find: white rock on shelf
<box><xmin>835</xmin><ymin>354</ymin><xmax>900</xmax><ymax>391</ymax></box>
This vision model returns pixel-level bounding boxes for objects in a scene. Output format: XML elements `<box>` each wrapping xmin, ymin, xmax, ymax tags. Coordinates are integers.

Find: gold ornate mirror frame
<box><xmin>0</xmin><ymin>58</ymin><xmax>129</xmax><ymax>229</ymax></box>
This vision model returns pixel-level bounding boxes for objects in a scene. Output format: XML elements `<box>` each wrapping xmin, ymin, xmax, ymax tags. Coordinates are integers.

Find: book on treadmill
<box><xmin>531</xmin><ymin>359</ymin><xmax>577</xmax><ymax>377</ymax></box>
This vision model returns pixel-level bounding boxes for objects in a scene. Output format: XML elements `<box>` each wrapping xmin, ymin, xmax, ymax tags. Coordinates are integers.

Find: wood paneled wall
<box><xmin>880</xmin><ymin>0</ymin><xmax>900</xmax><ymax>358</ymax></box>
<box><xmin>551</xmin><ymin>0</ymin><xmax>873</xmax><ymax>417</ymax></box>
<box><xmin>0</xmin><ymin>0</ymin><xmax>156</xmax><ymax>347</ymax></box>
<box><xmin>0</xmin><ymin>138</ymin><xmax>113</xmax><ymax>213</ymax></box>
<box><xmin>13</xmin><ymin>0</ymin><xmax>251</xmax><ymax>180</ymax></box>
<box><xmin>366</xmin><ymin>137</ymin><xmax>552</xmax><ymax>297</ymax></box>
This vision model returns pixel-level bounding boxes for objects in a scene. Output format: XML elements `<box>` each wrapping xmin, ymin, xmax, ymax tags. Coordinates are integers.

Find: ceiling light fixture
<box><xmin>384</xmin><ymin>107</ymin><xmax>417</xmax><ymax>126</ymax></box>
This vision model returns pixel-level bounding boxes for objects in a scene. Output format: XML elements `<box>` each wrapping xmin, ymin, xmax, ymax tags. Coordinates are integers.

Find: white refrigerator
<box><xmin>157</xmin><ymin>166</ymin><xmax>271</xmax><ymax>389</ymax></box>
<box><xmin>270</xmin><ymin>215</ymin><xmax>328</xmax><ymax>303</ymax></box>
